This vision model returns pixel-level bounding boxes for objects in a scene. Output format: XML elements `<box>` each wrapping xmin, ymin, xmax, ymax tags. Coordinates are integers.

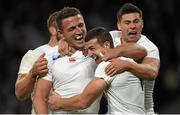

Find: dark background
<box><xmin>0</xmin><ymin>0</ymin><xmax>180</xmax><ymax>113</ymax></box>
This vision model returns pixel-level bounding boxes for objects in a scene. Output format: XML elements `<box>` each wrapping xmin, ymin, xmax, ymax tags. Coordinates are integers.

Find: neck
<box><xmin>120</xmin><ymin>37</ymin><xmax>127</xmax><ymax>44</ymax></box>
<box><xmin>48</xmin><ymin>36</ymin><xmax>58</xmax><ymax>47</ymax></box>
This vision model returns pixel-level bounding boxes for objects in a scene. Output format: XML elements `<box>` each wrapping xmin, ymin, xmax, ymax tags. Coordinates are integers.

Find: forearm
<box><xmin>33</xmin><ymin>79</ymin><xmax>52</xmax><ymax>114</ymax></box>
<box><xmin>15</xmin><ymin>71</ymin><xmax>36</xmax><ymax>101</ymax></box>
<box><xmin>58</xmin><ymin>95</ymin><xmax>89</xmax><ymax>110</ymax></box>
<box><xmin>126</xmin><ymin>61</ymin><xmax>158</xmax><ymax>80</ymax></box>
<box><xmin>34</xmin><ymin>95</ymin><xmax>48</xmax><ymax>114</ymax></box>
<box><xmin>53</xmin><ymin>78</ymin><xmax>105</xmax><ymax>111</ymax></box>
<box><xmin>117</xmin><ymin>43</ymin><xmax>147</xmax><ymax>61</ymax></box>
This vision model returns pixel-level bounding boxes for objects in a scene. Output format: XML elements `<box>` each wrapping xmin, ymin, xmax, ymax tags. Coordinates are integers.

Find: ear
<box><xmin>117</xmin><ymin>22</ymin><xmax>121</xmax><ymax>30</ymax></box>
<box><xmin>141</xmin><ymin>19</ymin><xmax>144</xmax><ymax>29</ymax></box>
<box><xmin>103</xmin><ymin>41</ymin><xmax>110</xmax><ymax>48</ymax></box>
<box><xmin>49</xmin><ymin>26</ymin><xmax>57</xmax><ymax>36</ymax></box>
<box><xmin>57</xmin><ymin>30</ymin><xmax>65</xmax><ymax>39</ymax></box>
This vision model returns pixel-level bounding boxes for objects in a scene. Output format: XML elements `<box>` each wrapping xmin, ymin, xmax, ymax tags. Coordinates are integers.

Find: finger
<box><xmin>101</xmin><ymin>56</ymin><xmax>108</xmax><ymax>61</ymax></box>
<box><xmin>38</xmin><ymin>60</ymin><xmax>48</xmax><ymax>67</ymax></box>
<box><xmin>105</xmin><ymin>64</ymin><xmax>114</xmax><ymax>75</ymax></box>
<box><xmin>105</xmin><ymin>63</ymin><xmax>113</xmax><ymax>72</ymax></box>
<box><xmin>106</xmin><ymin>67</ymin><xmax>116</xmax><ymax>76</ymax></box>
<box><xmin>109</xmin><ymin>70</ymin><xmax>117</xmax><ymax>77</ymax></box>
<box><xmin>36</xmin><ymin>57</ymin><xmax>46</xmax><ymax>64</ymax></box>
<box><xmin>39</xmin><ymin>65</ymin><xmax>48</xmax><ymax>70</ymax></box>
<box><xmin>40</xmin><ymin>53</ymin><xmax>46</xmax><ymax>58</ymax></box>
<box><xmin>39</xmin><ymin>69</ymin><xmax>48</xmax><ymax>74</ymax></box>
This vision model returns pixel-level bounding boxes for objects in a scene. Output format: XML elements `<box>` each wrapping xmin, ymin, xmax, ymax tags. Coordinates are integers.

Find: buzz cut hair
<box><xmin>117</xmin><ymin>3</ymin><xmax>143</xmax><ymax>22</ymax></box>
<box><xmin>55</xmin><ymin>7</ymin><xmax>82</xmax><ymax>30</ymax></box>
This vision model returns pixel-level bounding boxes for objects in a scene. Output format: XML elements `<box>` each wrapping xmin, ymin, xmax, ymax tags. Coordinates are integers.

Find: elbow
<box><xmin>15</xmin><ymin>93</ymin><xmax>28</xmax><ymax>101</ymax></box>
<box><xmin>15</xmin><ymin>87</ymin><xmax>28</xmax><ymax>101</ymax></box>
<box><xmin>146</xmin><ymin>71</ymin><xmax>158</xmax><ymax>80</ymax></box>
<box><xmin>79</xmin><ymin>98</ymin><xmax>92</xmax><ymax>109</ymax></box>
<box><xmin>15</xmin><ymin>93</ymin><xmax>27</xmax><ymax>101</ymax></box>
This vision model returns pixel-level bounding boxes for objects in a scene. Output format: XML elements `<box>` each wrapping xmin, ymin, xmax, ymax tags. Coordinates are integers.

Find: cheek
<box><xmin>87</xmin><ymin>50</ymin><xmax>93</xmax><ymax>56</ymax></box>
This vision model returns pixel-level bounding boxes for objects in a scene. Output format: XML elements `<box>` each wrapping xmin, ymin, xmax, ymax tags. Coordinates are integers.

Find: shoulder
<box><xmin>33</xmin><ymin>44</ymin><xmax>51</xmax><ymax>55</ymax></box>
<box><xmin>138</xmin><ymin>35</ymin><xmax>159</xmax><ymax>52</ymax></box>
<box><xmin>95</xmin><ymin>61</ymin><xmax>110</xmax><ymax>76</ymax></box>
<box><xmin>138</xmin><ymin>35</ymin><xmax>158</xmax><ymax>48</ymax></box>
<box><xmin>109</xmin><ymin>30</ymin><xmax>122</xmax><ymax>47</ymax></box>
<box><xmin>97</xmin><ymin>61</ymin><xmax>111</xmax><ymax>70</ymax></box>
<box><xmin>110</xmin><ymin>30</ymin><xmax>121</xmax><ymax>38</ymax></box>
<box><xmin>95</xmin><ymin>61</ymin><xmax>115</xmax><ymax>84</ymax></box>
<box><xmin>138</xmin><ymin>35</ymin><xmax>160</xmax><ymax>59</ymax></box>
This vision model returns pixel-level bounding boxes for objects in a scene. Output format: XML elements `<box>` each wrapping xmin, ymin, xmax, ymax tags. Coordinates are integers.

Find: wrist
<box><xmin>115</xmin><ymin>47</ymin><xmax>122</xmax><ymax>57</ymax></box>
<box><xmin>124</xmin><ymin>60</ymin><xmax>132</xmax><ymax>71</ymax></box>
<box><xmin>29</xmin><ymin>69</ymin><xmax>38</xmax><ymax>79</ymax></box>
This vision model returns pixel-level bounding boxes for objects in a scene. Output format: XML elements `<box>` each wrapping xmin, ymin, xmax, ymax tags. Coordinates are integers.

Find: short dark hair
<box><xmin>56</xmin><ymin>7</ymin><xmax>82</xmax><ymax>30</ymax></box>
<box><xmin>117</xmin><ymin>3</ymin><xmax>143</xmax><ymax>22</ymax></box>
<box><xmin>85</xmin><ymin>27</ymin><xmax>114</xmax><ymax>48</ymax></box>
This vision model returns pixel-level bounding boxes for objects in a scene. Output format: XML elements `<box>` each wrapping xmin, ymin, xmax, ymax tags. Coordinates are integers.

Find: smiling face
<box><xmin>59</xmin><ymin>14</ymin><xmax>87</xmax><ymax>51</ymax></box>
<box><xmin>85</xmin><ymin>38</ymin><xmax>103</xmax><ymax>64</ymax></box>
<box><xmin>117</xmin><ymin>12</ymin><xmax>143</xmax><ymax>43</ymax></box>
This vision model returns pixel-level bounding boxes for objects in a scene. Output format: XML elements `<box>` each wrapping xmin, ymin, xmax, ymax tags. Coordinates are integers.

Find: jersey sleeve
<box><xmin>95</xmin><ymin>61</ymin><xmax>115</xmax><ymax>85</ymax></box>
<box><xmin>41</xmin><ymin>47</ymin><xmax>59</xmax><ymax>82</ymax></box>
<box><xmin>18</xmin><ymin>50</ymin><xmax>40</xmax><ymax>74</ymax></box>
<box><xmin>138</xmin><ymin>35</ymin><xmax>160</xmax><ymax>60</ymax></box>
<box><xmin>41</xmin><ymin>58</ymin><xmax>53</xmax><ymax>82</ymax></box>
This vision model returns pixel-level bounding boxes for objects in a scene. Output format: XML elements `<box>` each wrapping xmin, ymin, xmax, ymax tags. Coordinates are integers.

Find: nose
<box><xmin>130</xmin><ymin>23</ymin><xmax>136</xmax><ymax>29</ymax></box>
<box><xmin>75</xmin><ymin>27</ymin><xmax>83</xmax><ymax>34</ymax></box>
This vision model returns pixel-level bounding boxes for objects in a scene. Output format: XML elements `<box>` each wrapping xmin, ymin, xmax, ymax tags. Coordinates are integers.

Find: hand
<box><xmin>31</xmin><ymin>53</ymin><xmax>48</xmax><ymax>78</ymax></box>
<box><xmin>58</xmin><ymin>39</ymin><xmax>74</xmax><ymax>56</ymax></box>
<box><xmin>101</xmin><ymin>48</ymin><xmax>120</xmax><ymax>61</ymax></box>
<box><xmin>105</xmin><ymin>58</ymin><xmax>128</xmax><ymax>76</ymax></box>
<box><xmin>48</xmin><ymin>92</ymin><xmax>61</xmax><ymax>110</ymax></box>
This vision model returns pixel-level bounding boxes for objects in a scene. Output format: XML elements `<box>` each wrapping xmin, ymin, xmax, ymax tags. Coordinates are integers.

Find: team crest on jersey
<box><xmin>52</xmin><ymin>55</ymin><xmax>61</xmax><ymax>60</ymax></box>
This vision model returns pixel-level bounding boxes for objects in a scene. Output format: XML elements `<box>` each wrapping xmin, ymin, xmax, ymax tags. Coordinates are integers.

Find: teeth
<box><xmin>75</xmin><ymin>35</ymin><xmax>83</xmax><ymax>40</ymax></box>
<box><xmin>99</xmin><ymin>52</ymin><xmax>104</xmax><ymax>57</ymax></box>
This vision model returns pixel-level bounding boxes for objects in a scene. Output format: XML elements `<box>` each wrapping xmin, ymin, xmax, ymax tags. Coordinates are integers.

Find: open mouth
<box><xmin>74</xmin><ymin>35</ymin><xmax>83</xmax><ymax>40</ymax></box>
<box><xmin>128</xmin><ymin>31</ymin><xmax>137</xmax><ymax>36</ymax></box>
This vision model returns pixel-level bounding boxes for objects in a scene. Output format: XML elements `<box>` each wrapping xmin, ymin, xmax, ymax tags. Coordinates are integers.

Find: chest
<box><xmin>51</xmin><ymin>57</ymin><xmax>95</xmax><ymax>82</ymax></box>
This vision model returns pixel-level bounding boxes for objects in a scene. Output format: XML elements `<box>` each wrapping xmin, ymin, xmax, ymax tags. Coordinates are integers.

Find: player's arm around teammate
<box><xmin>15</xmin><ymin>53</ymin><xmax>48</xmax><ymax>101</ymax></box>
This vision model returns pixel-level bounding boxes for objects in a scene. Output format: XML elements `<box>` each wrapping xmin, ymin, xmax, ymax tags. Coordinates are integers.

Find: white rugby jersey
<box><xmin>18</xmin><ymin>44</ymin><xmax>55</xmax><ymax>74</ymax></box>
<box><xmin>18</xmin><ymin>44</ymin><xmax>57</xmax><ymax>114</ymax></box>
<box><xmin>110</xmin><ymin>30</ymin><xmax>160</xmax><ymax>114</ymax></box>
<box><xmin>43</xmin><ymin>50</ymin><xmax>101</xmax><ymax>114</ymax></box>
<box><xmin>95</xmin><ymin>57</ymin><xmax>145</xmax><ymax>114</ymax></box>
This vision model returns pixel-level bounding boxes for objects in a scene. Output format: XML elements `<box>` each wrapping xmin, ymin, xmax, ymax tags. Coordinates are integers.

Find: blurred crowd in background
<box><xmin>0</xmin><ymin>0</ymin><xmax>180</xmax><ymax>113</ymax></box>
